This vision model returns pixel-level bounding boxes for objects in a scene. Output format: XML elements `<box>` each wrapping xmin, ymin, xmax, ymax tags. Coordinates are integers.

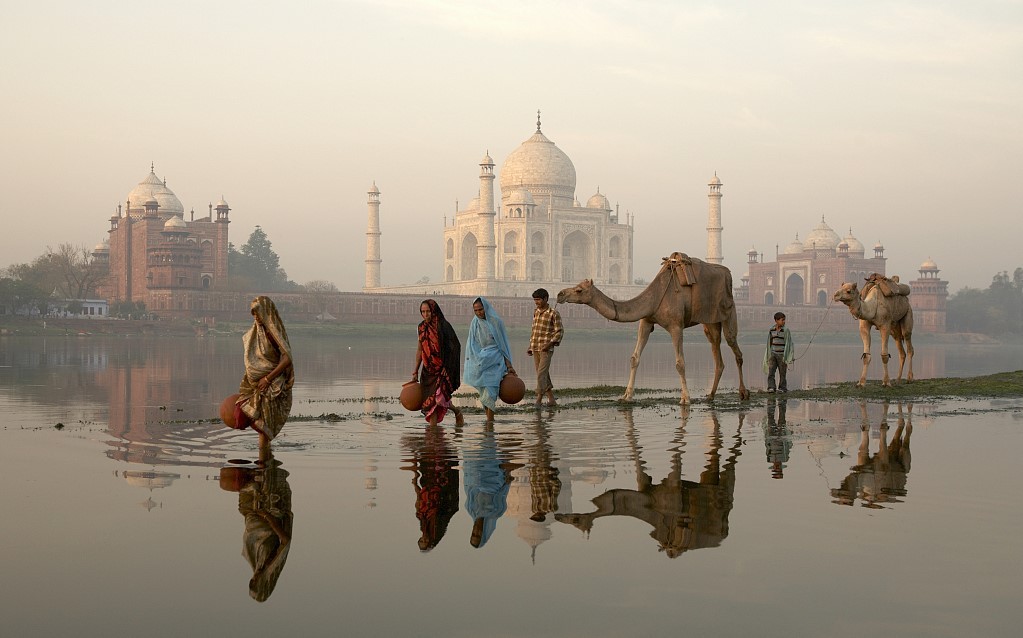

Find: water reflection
<box><xmin>463</xmin><ymin>423</ymin><xmax>522</xmax><ymax>548</ymax></box>
<box><xmin>556</xmin><ymin>407</ymin><xmax>743</xmax><ymax>558</ymax></box>
<box><xmin>401</xmin><ymin>425</ymin><xmax>460</xmax><ymax>551</ymax></box>
<box><xmin>831</xmin><ymin>401</ymin><xmax>913</xmax><ymax>508</ymax></box>
<box><xmin>763</xmin><ymin>397</ymin><xmax>792</xmax><ymax>479</ymax></box>
<box><xmin>219</xmin><ymin>450</ymin><xmax>294</xmax><ymax>602</ymax></box>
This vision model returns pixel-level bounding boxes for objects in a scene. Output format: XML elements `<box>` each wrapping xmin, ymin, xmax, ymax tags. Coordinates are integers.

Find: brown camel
<box><xmin>557</xmin><ymin>252</ymin><xmax>749</xmax><ymax>405</ymax></box>
<box><xmin>833</xmin><ymin>276</ymin><xmax>914</xmax><ymax>387</ymax></box>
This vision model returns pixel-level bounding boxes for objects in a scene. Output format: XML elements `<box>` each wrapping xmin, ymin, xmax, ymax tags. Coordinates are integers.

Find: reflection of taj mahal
<box><xmin>364</xmin><ymin>113</ymin><xmax>643</xmax><ymax>298</ymax></box>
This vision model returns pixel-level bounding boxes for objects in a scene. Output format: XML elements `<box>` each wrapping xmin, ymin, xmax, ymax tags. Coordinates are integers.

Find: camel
<box><xmin>831</xmin><ymin>401</ymin><xmax>912</xmax><ymax>507</ymax></box>
<box><xmin>833</xmin><ymin>276</ymin><xmax>914</xmax><ymax>387</ymax></box>
<box><xmin>557</xmin><ymin>252</ymin><xmax>749</xmax><ymax>405</ymax></box>
<box><xmin>555</xmin><ymin>408</ymin><xmax>742</xmax><ymax>557</ymax></box>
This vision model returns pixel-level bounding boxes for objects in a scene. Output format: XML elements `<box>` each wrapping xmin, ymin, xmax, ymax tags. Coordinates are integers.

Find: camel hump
<box><xmin>662</xmin><ymin>252</ymin><xmax>699</xmax><ymax>285</ymax></box>
<box><xmin>865</xmin><ymin>272</ymin><xmax>911</xmax><ymax>297</ymax></box>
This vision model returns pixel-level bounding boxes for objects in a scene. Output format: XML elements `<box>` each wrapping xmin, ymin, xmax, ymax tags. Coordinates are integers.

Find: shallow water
<box><xmin>1</xmin><ymin>336</ymin><xmax>1022</xmax><ymax>637</ymax></box>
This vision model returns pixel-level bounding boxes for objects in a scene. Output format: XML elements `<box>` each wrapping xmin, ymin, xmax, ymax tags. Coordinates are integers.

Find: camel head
<box><xmin>557</xmin><ymin>279</ymin><xmax>595</xmax><ymax>305</ymax></box>
<box><xmin>833</xmin><ymin>282</ymin><xmax>859</xmax><ymax>306</ymax></box>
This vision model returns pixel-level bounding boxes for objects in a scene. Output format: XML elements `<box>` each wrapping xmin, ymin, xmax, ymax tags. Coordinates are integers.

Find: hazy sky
<box><xmin>2</xmin><ymin>0</ymin><xmax>1020</xmax><ymax>293</ymax></box>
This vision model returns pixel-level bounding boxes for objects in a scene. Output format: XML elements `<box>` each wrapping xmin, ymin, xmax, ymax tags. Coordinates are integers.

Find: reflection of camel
<box><xmin>557</xmin><ymin>252</ymin><xmax>749</xmax><ymax>405</ymax></box>
<box><xmin>831</xmin><ymin>401</ymin><xmax>913</xmax><ymax>508</ymax></box>
<box><xmin>219</xmin><ymin>449</ymin><xmax>293</xmax><ymax>602</ymax></box>
<box><xmin>833</xmin><ymin>277</ymin><xmax>914</xmax><ymax>387</ymax></box>
<box><xmin>401</xmin><ymin>424</ymin><xmax>460</xmax><ymax>551</ymax></box>
<box><xmin>555</xmin><ymin>407</ymin><xmax>743</xmax><ymax>557</ymax></box>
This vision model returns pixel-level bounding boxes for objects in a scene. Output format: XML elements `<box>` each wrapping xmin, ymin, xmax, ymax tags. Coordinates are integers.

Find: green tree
<box><xmin>947</xmin><ymin>268</ymin><xmax>1023</xmax><ymax>335</ymax></box>
<box><xmin>229</xmin><ymin>227</ymin><xmax>297</xmax><ymax>291</ymax></box>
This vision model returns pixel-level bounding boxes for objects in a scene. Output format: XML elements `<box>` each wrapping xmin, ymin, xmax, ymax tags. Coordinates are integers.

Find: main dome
<box><xmin>499</xmin><ymin>125</ymin><xmax>576</xmax><ymax>207</ymax></box>
<box><xmin>804</xmin><ymin>216</ymin><xmax>841</xmax><ymax>250</ymax></box>
<box><xmin>126</xmin><ymin>167</ymin><xmax>184</xmax><ymax>216</ymax></box>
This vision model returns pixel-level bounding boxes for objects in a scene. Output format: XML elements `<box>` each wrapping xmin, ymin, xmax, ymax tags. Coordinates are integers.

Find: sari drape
<box><xmin>238</xmin><ymin>296</ymin><xmax>295</xmax><ymax>440</ymax></box>
<box><xmin>463</xmin><ymin>297</ymin><xmax>513</xmax><ymax>411</ymax></box>
<box><xmin>418</xmin><ymin>300</ymin><xmax>461</xmax><ymax>424</ymax></box>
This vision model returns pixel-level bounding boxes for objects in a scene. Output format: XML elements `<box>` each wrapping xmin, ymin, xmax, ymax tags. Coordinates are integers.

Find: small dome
<box><xmin>505</xmin><ymin>188</ymin><xmax>535</xmax><ymax>206</ymax></box>
<box><xmin>466</xmin><ymin>196</ymin><xmax>480</xmax><ymax>212</ymax></box>
<box><xmin>843</xmin><ymin>228</ymin><xmax>865</xmax><ymax>254</ymax></box>
<box><xmin>215</xmin><ymin>197</ymin><xmax>229</xmax><ymax>209</ymax></box>
<box><xmin>838</xmin><ymin>241</ymin><xmax>849</xmax><ymax>250</ymax></box>
<box><xmin>93</xmin><ymin>239</ymin><xmax>109</xmax><ymax>252</ymax></box>
<box><xmin>367</xmin><ymin>182</ymin><xmax>379</xmax><ymax>194</ymax></box>
<box><xmin>144</xmin><ymin>198</ymin><xmax>159</xmax><ymax>208</ymax></box>
<box><xmin>783</xmin><ymin>234</ymin><xmax>804</xmax><ymax>255</ymax></box>
<box><xmin>747</xmin><ymin>245</ymin><xmax>758</xmax><ymax>256</ymax></box>
<box><xmin>163</xmin><ymin>216</ymin><xmax>187</xmax><ymax>230</ymax></box>
<box><xmin>480</xmin><ymin>151</ymin><xmax>494</xmax><ymax>166</ymax></box>
<box><xmin>873</xmin><ymin>240</ymin><xmax>884</xmax><ymax>250</ymax></box>
<box><xmin>708</xmin><ymin>173</ymin><xmax>722</xmax><ymax>185</ymax></box>
<box><xmin>586</xmin><ymin>191</ymin><xmax>611</xmax><ymax>210</ymax></box>
<box><xmin>804</xmin><ymin>216</ymin><xmax>841</xmax><ymax>250</ymax></box>
<box><xmin>920</xmin><ymin>257</ymin><xmax>938</xmax><ymax>270</ymax></box>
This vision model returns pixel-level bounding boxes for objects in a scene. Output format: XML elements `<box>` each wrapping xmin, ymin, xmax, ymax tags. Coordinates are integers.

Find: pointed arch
<box><xmin>461</xmin><ymin>233</ymin><xmax>478</xmax><ymax>280</ymax></box>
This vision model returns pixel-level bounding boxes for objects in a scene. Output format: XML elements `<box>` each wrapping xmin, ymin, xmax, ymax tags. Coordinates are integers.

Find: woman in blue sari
<box><xmin>463</xmin><ymin>297</ymin><xmax>515</xmax><ymax>421</ymax></box>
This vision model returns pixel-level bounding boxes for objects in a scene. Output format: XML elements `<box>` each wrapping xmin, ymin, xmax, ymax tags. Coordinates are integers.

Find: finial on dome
<box><xmin>150</xmin><ymin>161</ymin><xmax>154</xmax><ymax>173</ymax></box>
<box><xmin>536</xmin><ymin>109</ymin><xmax>542</xmax><ymax>132</ymax></box>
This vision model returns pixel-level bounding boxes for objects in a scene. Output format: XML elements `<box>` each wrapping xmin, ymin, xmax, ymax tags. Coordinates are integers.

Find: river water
<box><xmin>1</xmin><ymin>333</ymin><xmax>1021</xmax><ymax>637</ymax></box>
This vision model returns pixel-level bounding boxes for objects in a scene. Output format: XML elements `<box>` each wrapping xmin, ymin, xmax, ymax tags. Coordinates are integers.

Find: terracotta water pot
<box><xmin>499</xmin><ymin>373</ymin><xmax>526</xmax><ymax>404</ymax></box>
<box><xmin>220</xmin><ymin>393</ymin><xmax>246</xmax><ymax>429</ymax></box>
<box><xmin>400</xmin><ymin>381</ymin><xmax>424</xmax><ymax>411</ymax></box>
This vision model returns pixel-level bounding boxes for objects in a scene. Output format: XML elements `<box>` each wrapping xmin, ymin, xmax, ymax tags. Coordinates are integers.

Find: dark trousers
<box><xmin>767</xmin><ymin>352</ymin><xmax>788</xmax><ymax>391</ymax></box>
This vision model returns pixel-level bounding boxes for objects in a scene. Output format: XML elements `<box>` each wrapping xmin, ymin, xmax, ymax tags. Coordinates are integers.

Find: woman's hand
<box><xmin>257</xmin><ymin>375</ymin><xmax>271</xmax><ymax>392</ymax></box>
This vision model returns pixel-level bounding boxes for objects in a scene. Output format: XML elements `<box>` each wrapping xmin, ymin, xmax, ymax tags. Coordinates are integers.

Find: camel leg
<box><xmin>903</xmin><ymin>322</ymin><xmax>914</xmax><ymax>382</ymax></box>
<box><xmin>623</xmin><ymin>319</ymin><xmax>655</xmax><ymax>401</ymax></box>
<box><xmin>893</xmin><ymin>337</ymin><xmax>907</xmax><ymax>384</ymax></box>
<box><xmin>722</xmin><ymin>315</ymin><xmax>749</xmax><ymax>400</ymax></box>
<box><xmin>668</xmin><ymin>325</ymin><xmax>690</xmax><ymax>405</ymax></box>
<box><xmin>857</xmin><ymin>320</ymin><xmax>871</xmax><ymax>387</ymax></box>
<box><xmin>879</xmin><ymin>326</ymin><xmax>892</xmax><ymax>387</ymax></box>
<box><xmin>702</xmin><ymin>323</ymin><xmax>725</xmax><ymax>401</ymax></box>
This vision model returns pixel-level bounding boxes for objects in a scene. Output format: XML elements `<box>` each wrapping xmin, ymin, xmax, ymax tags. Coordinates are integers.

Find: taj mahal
<box><xmin>363</xmin><ymin>113</ymin><xmax>647</xmax><ymax>299</ymax></box>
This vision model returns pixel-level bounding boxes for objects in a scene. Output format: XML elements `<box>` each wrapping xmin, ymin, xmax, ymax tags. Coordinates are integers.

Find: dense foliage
<box><xmin>1</xmin><ymin>243</ymin><xmax>105</xmax><ymax>313</ymax></box>
<box><xmin>947</xmin><ymin>268</ymin><xmax>1023</xmax><ymax>335</ymax></box>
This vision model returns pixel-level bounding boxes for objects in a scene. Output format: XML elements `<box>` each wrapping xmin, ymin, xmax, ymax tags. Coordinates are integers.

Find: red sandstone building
<box><xmin>94</xmin><ymin>167</ymin><xmax>231</xmax><ymax>314</ymax></box>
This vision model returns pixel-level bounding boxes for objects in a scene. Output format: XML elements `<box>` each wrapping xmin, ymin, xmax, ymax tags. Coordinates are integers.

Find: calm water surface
<box><xmin>1</xmin><ymin>335</ymin><xmax>1021</xmax><ymax>637</ymax></box>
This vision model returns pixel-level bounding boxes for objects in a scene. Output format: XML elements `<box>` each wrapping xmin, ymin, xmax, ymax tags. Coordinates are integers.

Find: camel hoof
<box><xmin>619</xmin><ymin>395</ymin><xmax>634</xmax><ymax>403</ymax></box>
<box><xmin>739</xmin><ymin>388</ymin><xmax>750</xmax><ymax>400</ymax></box>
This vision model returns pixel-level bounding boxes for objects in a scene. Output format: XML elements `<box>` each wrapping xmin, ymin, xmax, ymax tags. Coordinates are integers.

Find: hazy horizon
<box><xmin>2</xmin><ymin>1</ymin><xmax>1020</xmax><ymax>294</ymax></box>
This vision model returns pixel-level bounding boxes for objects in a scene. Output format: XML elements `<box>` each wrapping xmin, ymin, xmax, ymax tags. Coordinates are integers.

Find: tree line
<box><xmin>1</xmin><ymin>227</ymin><xmax>335</xmax><ymax>317</ymax></box>
<box><xmin>946</xmin><ymin>268</ymin><xmax>1023</xmax><ymax>335</ymax></box>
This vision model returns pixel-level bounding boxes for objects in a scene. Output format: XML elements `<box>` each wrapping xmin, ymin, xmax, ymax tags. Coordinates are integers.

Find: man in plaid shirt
<box><xmin>527</xmin><ymin>288</ymin><xmax>564</xmax><ymax>406</ymax></box>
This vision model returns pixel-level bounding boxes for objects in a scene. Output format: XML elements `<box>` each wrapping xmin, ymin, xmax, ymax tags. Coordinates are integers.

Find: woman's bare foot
<box><xmin>454</xmin><ymin>408</ymin><xmax>465</xmax><ymax>426</ymax></box>
<box><xmin>484</xmin><ymin>407</ymin><xmax>495</xmax><ymax>422</ymax></box>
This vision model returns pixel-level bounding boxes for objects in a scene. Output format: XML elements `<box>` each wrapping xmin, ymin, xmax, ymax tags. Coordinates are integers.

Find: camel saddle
<box><xmin>862</xmin><ymin>273</ymin><xmax>911</xmax><ymax>298</ymax></box>
<box><xmin>662</xmin><ymin>252</ymin><xmax>699</xmax><ymax>286</ymax></box>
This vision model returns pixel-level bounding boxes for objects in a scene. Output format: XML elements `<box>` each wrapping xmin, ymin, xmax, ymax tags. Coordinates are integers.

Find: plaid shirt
<box><xmin>529</xmin><ymin>306</ymin><xmax>564</xmax><ymax>352</ymax></box>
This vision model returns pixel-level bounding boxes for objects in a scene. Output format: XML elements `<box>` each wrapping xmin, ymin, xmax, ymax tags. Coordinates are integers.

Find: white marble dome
<box><xmin>920</xmin><ymin>257</ymin><xmax>938</xmax><ymax>270</ymax></box>
<box><xmin>93</xmin><ymin>239</ymin><xmax>109</xmax><ymax>252</ymax></box>
<box><xmin>499</xmin><ymin>127</ymin><xmax>576</xmax><ymax>204</ymax></box>
<box><xmin>127</xmin><ymin>168</ymin><xmax>184</xmax><ymax>216</ymax></box>
<box><xmin>804</xmin><ymin>216</ymin><xmax>841</xmax><ymax>250</ymax></box>
<box><xmin>586</xmin><ymin>191</ymin><xmax>610</xmax><ymax>210</ymax></box>
<box><xmin>783</xmin><ymin>234</ymin><xmax>804</xmax><ymax>255</ymax></box>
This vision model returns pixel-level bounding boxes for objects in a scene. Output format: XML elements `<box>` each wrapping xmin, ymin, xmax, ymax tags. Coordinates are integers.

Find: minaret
<box><xmin>477</xmin><ymin>151</ymin><xmax>496</xmax><ymax>281</ymax></box>
<box><xmin>365</xmin><ymin>182</ymin><xmax>381</xmax><ymax>289</ymax></box>
<box><xmin>706</xmin><ymin>173</ymin><xmax>723</xmax><ymax>265</ymax></box>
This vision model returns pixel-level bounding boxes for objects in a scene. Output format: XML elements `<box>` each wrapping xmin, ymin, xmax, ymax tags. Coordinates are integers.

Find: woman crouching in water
<box><xmin>236</xmin><ymin>296</ymin><xmax>295</xmax><ymax>449</ymax></box>
<box><xmin>413</xmin><ymin>299</ymin><xmax>464</xmax><ymax>426</ymax></box>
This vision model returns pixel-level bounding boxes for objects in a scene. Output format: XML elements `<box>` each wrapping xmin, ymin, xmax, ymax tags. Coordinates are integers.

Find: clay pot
<box><xmin>219</xmin><ymin>466</ymin><xmax>255</xmax><ymax>492</ymax></box>
<box><xmin>220</xmin><ymin>393</ymin><xmax>246</xmax><ymax>429</ymax></box>
<box><xmin>400</xmin><ymin>381</ymin><xmax>424</xmax><ymax>411</ymax></box>
<box><xmin>499</xmin><ymin>372</ymin><xmax>526</xmax><ymax>404</ymax></box>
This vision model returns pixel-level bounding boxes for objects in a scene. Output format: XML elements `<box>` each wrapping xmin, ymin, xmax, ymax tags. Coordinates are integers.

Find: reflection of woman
<box><xmin>403</xmin><ymin>425</ymin><xmax>460</xmax><ymax>551</ymax></box>
<box><xmin>237</xmin><ymin>296</ymin><xmax>295</xmax><ymax>448</ymax></box>
<box><xmin>463</xmin><ymin>425</ymin><xmax>517</xmax><ymax>548</ymax></box>
<box><xmin>464</xmin><ymin>297</ymin><xmax>515</xmax><ymax>421</ymax></box>
<box><xmin>413</xmin><ymin>300</ymin><xmax>463</xmax><ymax>426</ymax></box>
<box><xmin>221</xmin><ymin>450</ymin><xmax>293</xmax><ymax>602</ymax></box>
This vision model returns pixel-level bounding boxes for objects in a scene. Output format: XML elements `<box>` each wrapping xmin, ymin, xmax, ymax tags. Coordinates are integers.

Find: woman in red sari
<box><xmin>412</xmin><ymin>300</ymin><xmax>464</xmax><ymax>426</ymax></box>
